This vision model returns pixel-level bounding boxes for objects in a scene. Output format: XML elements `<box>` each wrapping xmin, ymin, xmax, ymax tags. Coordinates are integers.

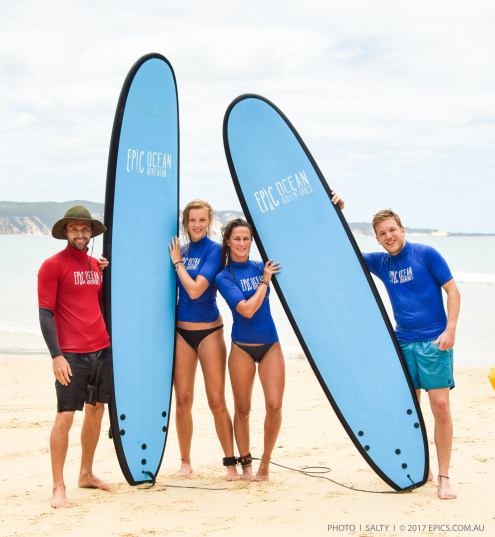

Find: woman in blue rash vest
<box><xmin>215</xmin><ymin>219</ymin><xmax>284</xmax><ymax>482</ymax></box>
<box><xmin>168</xmin><ymin>200</ymin><xmax>238</xmax><ymax>480</ymax></box>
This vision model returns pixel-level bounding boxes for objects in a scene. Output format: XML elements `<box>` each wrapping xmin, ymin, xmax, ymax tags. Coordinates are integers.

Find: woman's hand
<box><xmin>263</xmin><ymin>259</ymin><xmax>281</xmax><ymax>282</ymax></box>
<box><xmin>235</xmin><ymin>259</ymin><xmax>281</xmax><ymax>319</ymax></box>
<box><xmin>168</xmin><ymin>236</ymin><xmax>183</xmax><ymax>265</ymax></box>
<box><xmin>331</xmin><ymin>189</ymin><xmax>344</xmax><ymax>209</ymax></box>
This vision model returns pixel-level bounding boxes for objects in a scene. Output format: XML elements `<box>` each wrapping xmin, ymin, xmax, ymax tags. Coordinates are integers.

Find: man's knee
<box><xmin>430</xmin><ymin>393</ymin><xmax>451</xmax><ymax>421</ymax></box>
<box><xmin>85</xmin><ymin>402</ymin><xmax>105</xmax><ymax>420</ymax></box>
<box><xmin>54</xmin><ymin>411</ymin><xmax>75</xmax><ymax>431</ymax></box>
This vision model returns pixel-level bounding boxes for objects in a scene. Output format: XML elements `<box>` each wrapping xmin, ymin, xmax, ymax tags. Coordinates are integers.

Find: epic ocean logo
<box><xmin>126</xmin><ymin>149</ymin><xmax>172</xmax><ymax>178</ymax></box>
<box><xmin>253</xmin><ymin>170</ymin><xmax>313</xmax><ymax>213</ymax></box>
<box><xmin>389</xmin><ymin>267</ymin><xmax>414</xmax><ymax>285</ymax></box>
<box><xmin>74</xmin><ymin>271</ymin><xmax>100</xmax><ymax>285</ymax></box>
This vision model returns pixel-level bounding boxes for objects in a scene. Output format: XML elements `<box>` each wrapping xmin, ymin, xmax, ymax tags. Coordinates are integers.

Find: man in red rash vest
<box><xmin>38</xmin><ymin>205</ymin><xmax>112</xmax><ymax>509</ymax></box>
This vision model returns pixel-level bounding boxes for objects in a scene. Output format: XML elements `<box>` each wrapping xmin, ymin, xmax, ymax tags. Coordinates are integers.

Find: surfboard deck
<box><xmin>223</xmin><ymin>94</ymin><xmax>428</xmax><ymax>491</ymax></box>
<box><xmin>489</xmin><ymin>366</ymin><xmax>495</xmax><ymax>391</ymax></box>
<box><xmin>103</xmin><ymin>53</ymin><xmax>179</xmax><ymax>485</ymax></box>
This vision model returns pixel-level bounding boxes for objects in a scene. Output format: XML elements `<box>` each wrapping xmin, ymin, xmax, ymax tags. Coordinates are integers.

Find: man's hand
<box><xmin>433</xmin><ymin>328</ymin><xmax>455</xmax><ymax>351</ymax></box>
<box><xmin>53</xmin><ymin>355</ymin><xmax>72</xmax><ymax>386</ymax></box>
<box><xmin>331</xmin><ymin>190</ymin><xmax>344</xmax><ymax>209</ymax></box>
<box><xmin>99</xmin><ymin>256</ymin><xmax>109</xmax><ymax>271</ymax></box>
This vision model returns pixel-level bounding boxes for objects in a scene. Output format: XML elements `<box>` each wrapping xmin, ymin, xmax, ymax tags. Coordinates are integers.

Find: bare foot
<box><xmin>428</xmin><ymin>468</ymin><xmax>434</xmax><ymax>481</ymax></box>
<box><xmin>78</xmin><ymin>473</ymin><xmax>112</xmax><ymax>490</ymax></box>
<box><xmin>240</xmin><ymin>465</ymin><xmax>254</xmax><ymax>481</ymax></box>
<box><xmin>226</xmin><ymin>465</ymin><xmax>240</xmax><ymax>481</ymax></box>
<box><xmin>178</xmin><ymin>458</ymin><xmax>193</xmax><ymax>477</ymax></box>
<box><xmin>438</xmin><ymin>475</ymin><xmax>457</xmax><ymax>500</ymax></box>
<box><xmin>51</xmin><ymin>484</ymin><xmax>71</xmax><ymax>508</ymax></box>
<box><xmin>254</xmin><ymin>459</ymin><xmax>270</xmax><ymax>482</ymax></box>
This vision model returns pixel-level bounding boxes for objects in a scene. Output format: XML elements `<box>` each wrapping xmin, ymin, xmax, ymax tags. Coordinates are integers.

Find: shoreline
<box><xmin>2</xmin><ymin>349</ymin><xmax>494</xmax><ymax>366</ymax></box>
<box><xmin>0</xmin><ymin>355</ymin><xmax>493</xmax><ymax>537</ymax></box>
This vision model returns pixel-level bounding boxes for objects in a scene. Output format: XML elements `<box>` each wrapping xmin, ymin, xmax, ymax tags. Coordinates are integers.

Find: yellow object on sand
<box><xmin>489</xmin><ymin>367</ymin><xmax>495</xmax><ymax>391</ymax></box>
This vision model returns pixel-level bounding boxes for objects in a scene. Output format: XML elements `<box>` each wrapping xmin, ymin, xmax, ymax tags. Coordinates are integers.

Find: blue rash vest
<box><xmin>215</xmin><ymin>260</ymin><xmax>279</xmax><ymax>344</ymax></box>
<box><xmin>362</xmin><ymin>241</ymin><xmax>453</xmax><ymax>343</ymax></box>
<box><xmin>176</xmin><ymin>235</ymin><xmax>222</xmax><ymax>323</ymax></box>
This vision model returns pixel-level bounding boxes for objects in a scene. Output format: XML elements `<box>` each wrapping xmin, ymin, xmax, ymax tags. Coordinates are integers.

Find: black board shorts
<box><xmin>56</xmin><ymin>346</ymin><xmax>113</xmax><ymax>412</ymax></box>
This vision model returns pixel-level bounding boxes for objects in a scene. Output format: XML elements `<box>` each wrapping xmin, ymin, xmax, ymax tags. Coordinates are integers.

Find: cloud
<box><xmin>0</xmin><ymin>0</ymin><xmax>494</xmax><ymax>232</ymax></box>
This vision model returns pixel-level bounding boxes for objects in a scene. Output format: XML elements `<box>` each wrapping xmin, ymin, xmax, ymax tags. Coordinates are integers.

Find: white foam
<box><xmin>453</xmin><ymin>271</ymin><xmax>495</xmax><ymax>284</ymax></box>
<box><xmin>0</xmin><ymin>321</ymin><xmax>41</xmax><ymax>336</ymax></box>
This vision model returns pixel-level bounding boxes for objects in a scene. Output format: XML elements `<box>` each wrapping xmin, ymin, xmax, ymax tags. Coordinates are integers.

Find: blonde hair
<box><xmin>372</xmin><ymin>209</ymin><xmax>403</xmax><ymax>234</ymax></box>
<box><xmin>182</xmin><ymin>199</ymin><xmax>214</xmax><ymax>243</ymax></box>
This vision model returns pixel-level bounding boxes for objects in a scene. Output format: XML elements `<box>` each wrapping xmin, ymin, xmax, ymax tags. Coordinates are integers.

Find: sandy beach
<box><xmin>0</xmin><ymin>354</ymin><xmax>493</xmax><ymax>537</ymax></box>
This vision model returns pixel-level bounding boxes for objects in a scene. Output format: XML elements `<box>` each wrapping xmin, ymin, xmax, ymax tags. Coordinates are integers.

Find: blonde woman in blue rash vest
<box><xmin>168</xmin><ymin>200</ymin><xmax>238</xmax><ymax>480</ymax></box>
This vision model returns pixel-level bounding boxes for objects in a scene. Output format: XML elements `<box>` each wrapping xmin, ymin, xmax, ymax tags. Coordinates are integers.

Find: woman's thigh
<box><xmin>173</xmin><ymin>332</ymin><xmax>199</xmax><ymax>400</ymax></box>
<box><xmin>258</xmin><ymin>342</ymin><xmax>285</xmax><ymax>409</ymax></box>
<box><xmin>228</xmin><ymin>343</ymin><xmax>256</xmax><ymax>409</ymax></box>
<box><xmin>198</xmin><ymin>328</ymin><xmax>228</xmax><ymax>402</ymax></box>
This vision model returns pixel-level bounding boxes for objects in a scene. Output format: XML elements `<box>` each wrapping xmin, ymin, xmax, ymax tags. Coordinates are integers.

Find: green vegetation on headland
<box><xmin>0</xmin><ymin>201</ymin><xmax>492</xmax><ymax>237</ymax></box>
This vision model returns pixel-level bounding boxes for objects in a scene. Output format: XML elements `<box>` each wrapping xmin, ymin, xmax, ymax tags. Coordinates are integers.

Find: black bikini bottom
<box><xmin>176</xmin><ymin>325</ymin><xmax>223</xmax><ymax>351</ymax></box>
<box><xmin>233</xmin><ymin>341</ymin><xmax>276</xmax><ymax>363</ymax></box>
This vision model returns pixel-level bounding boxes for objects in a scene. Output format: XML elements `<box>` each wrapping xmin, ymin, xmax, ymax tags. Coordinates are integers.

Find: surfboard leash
<box><xmin>138</xmin><ymin>470</ymin><xmax>251</xmax><ymax>491</ymax></box>
<box><xmin>138</xmin><ymin>461</ymin><xmax>415</xmax><ymax>494</ymax></box>
<box><xmin>146</xmin><ymin>482</ymin><xmax>251</xmax><ymax>492</ymax></box>
<box><xmin>254</xmin><ymin>458</ymin><xmax>414</xmax><ymax>495</ymax></box>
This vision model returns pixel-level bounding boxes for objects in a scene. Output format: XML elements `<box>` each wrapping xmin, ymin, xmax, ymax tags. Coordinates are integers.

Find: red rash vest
<box><xmin>38</xmin><ymin>245</ymin><xmax>110</xmax><ymax>353</ymax></box>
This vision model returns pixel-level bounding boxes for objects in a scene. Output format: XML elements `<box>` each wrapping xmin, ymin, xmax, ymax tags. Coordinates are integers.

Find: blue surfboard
<box><xmin>103</xmin><ymin>54</ymin><xmax>179</xmax><ymax>485</ymax></box>
<box><xmin>223</xmin><ymin>94</ymin><xmax>428</xmax><ymax>491</ymax></box>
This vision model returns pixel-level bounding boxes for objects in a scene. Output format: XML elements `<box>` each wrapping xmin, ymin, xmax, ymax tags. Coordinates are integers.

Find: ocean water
<box><xmin>0</xmin><ymin>234</ymin><xmax>493</xmax><ymax>365</ymax></box>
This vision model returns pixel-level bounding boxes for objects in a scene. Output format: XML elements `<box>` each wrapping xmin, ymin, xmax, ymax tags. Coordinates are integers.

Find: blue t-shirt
<box><xmin>176</xmin><ymin>235</ymin><xmax>222</xmax><ymax>323</ymax></box>
<box><xmin>362</xmin><ymin>242</ymin><xmax>453</xmax><ymax>343</ymax></box>
<box><xmin>215</xmin><ymin>260</ymin><xmax>279</xmax><ymax>344</ymax></box>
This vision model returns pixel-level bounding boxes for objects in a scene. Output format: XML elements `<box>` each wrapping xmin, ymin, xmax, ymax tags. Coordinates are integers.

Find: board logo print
<box><xmin>254</xmin><ymin>170</ymin><xmax>314</xmax><ymax>213</ymax></box>
<box><xmin>126</xmin><ymin>149</ymin><xmax>173</xmax><ymax>178</ymax></box>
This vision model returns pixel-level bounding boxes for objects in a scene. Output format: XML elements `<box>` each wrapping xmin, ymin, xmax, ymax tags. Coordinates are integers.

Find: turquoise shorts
<box><xmin>399</xmin><ymin>340</ymin><xmax>455</xmax><ymax>392</ymax></box>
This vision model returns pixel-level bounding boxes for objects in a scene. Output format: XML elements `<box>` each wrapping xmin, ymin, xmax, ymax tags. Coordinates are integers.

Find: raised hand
<box><xmin>331</xmin><ymin>189</ymin><xmax>344</xmax><ymax>209</ymax></box>
<box><xmin>168</xmin><ymin>236</ymin><xmax>183</xmax><ymax>266</ymax></box>
<box><xmin>263</xmin><ymin>259</ymin><xmax>281</xmax><ymax>282</ymax></box>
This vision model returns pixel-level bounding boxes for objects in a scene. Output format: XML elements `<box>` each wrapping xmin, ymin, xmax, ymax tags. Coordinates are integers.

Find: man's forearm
<box><xmin>39</xmin><ymin>308</ymin><xmax>63</xmax><ymax>358</ymax></box>
<box><xmin>445</xmin><ymin>282</ymin><xmax>460</xmax><ymax>332</ymax></box>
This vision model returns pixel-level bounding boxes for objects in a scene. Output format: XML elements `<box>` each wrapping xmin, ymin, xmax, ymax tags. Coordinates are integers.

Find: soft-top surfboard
<box><xmin>103</xmin><ymin>53</ymin><xmax>179</xmax><ymax>485</ymax></box>
<box><xmin>489</xmin><ymin>366</ymin><xmax>495</xmax><ymax>391</ymax></box>
<box><xmin>223</xmin><ymin>94</ymin><xmax>428</xmax><ymax>491</ymax></box>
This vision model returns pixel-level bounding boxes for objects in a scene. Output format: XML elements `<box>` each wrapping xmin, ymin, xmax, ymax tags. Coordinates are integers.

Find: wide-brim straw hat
<box><xmin>51</xmin><ymin>205</ymin><xmax>106</xmax><ymax>239</ymax></box>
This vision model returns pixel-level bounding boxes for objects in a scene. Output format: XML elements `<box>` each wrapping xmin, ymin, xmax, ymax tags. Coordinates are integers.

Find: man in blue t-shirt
<box><xmin>361</xmin><ymin>209</ymin><xmax>460</xmax><ymax>500</ymax></box>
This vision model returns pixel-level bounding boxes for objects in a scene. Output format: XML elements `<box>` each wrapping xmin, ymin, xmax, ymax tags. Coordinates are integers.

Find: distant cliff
<box><xmin>0</xmin><ymin>201</ymin><xmax>244</xmax><ymax>239</ymax></box>
<box><xmin>0</xmin><ymin>201</ymin><xmax>104</xmax><ymax>235</ymax></box>
<box><xmin>0</xmin><ymin>201</ymin><xmax>491</xmax><ymax>237</ymax></box>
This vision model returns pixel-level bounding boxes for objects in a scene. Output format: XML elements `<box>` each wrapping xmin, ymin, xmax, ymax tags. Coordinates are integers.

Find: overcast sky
<box><xmin>1</xmin><ymin>1</ymin><xmax>494</xmax><ymax>232</ymax></box>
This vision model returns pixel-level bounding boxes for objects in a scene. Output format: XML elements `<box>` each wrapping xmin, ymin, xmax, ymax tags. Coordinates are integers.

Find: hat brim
<box><xmin>52</xmin><ymin>217</ymin><xmax>107</xmax><ymax>239</ymax></box>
